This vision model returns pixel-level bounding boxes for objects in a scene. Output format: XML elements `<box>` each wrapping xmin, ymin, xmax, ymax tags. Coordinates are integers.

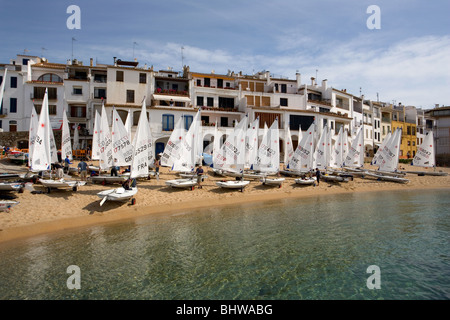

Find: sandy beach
<box><xmin>0</xmin><ymin>158</ymin><xmax>449</xmax><ymax>245</ymax></box>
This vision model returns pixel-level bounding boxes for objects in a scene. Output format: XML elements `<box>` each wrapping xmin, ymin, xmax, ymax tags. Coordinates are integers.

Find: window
<box><xmin>94</xmin><ymin>74</ymin><xmax>107</xmax><ymax>83</ymax></box>
<box><xmin>280</xmin><ymin>98</ymin><xmax>288</xmax><ymax>107</ymax></box>
<box><xmin>207</xmin><ymin>97</ymin><xmax>214</xmax><ymax>107</ymax></box>
<box><xmin>162</xmin><ymin>114</ymin><xmax>174</xmax><ymax>131</ymax></box>
<box><xmin>184</xmin><ymin>115</ymin><xmax>193</xmax><ymax>130</ymax></box>
<box><xmin>172</xmin><ymin>83</ymin><xmax>178</xmax><ymax>91</ymax></box>
<box><xmin>196</xmin><ymin>79</ymin><xmax>201</xmax><ymax>86</ymax></box>
<box><xmin>126</xmin><ymin>90</ymin><xmax>135</xmax><ymax>103</ymax></box>
<box><xmin>281</xmin><ymin>84</ymin><xmax>287</xmax><ymax>93</ymax></box>
<box><xmin>225</xmin><ymin>82</ymin><xmax>231</xmax><ymax>88</ymax></box>
<box><xmin>218</xmin><ymin>97</ymin><xmax>234</xmax><ymax>109</ymax></box>
<box><xmin>94</xmin><ymin>88</ymin><xmax>106</xmax><ymax>99</ymax></box>
<box><xmin>407</xmin><ymin>141</ymin><xmax>410</xmax><ymax>146</ymax></box>
<box><xmin>73</xmin><ymin>87</ymin><xmax>82</xmax><ymax>95</ymax></box>
<box><xmin>10</xmin><ymin>98</ymin><xmax>17</xmax><ymax>113</ymax></box>
<box><xmin>49</xmin><ymin>105</ymin><xmax>57</xmax><ymax>115</ymax></box>
<box><xmin>289</xmin><ymin>115</ymin><xmax>314</xmax><ymax>131</ymax></box>
<box><xmin>37</xmin><ymin>73</ymin><xmax>62</xmax><ymax>82</ymax></box>
<box><xmin>23</xmin><ymin>59</ymin><xmax>29</xmax><ymax>65</ymax></box>
<box><xmin>0</xmin><ymin>75</ymin><xmax>2</xmax><ymax>85</ymax></box>
<box><xmin>10</xmin><ymin>77</ymin><xmax>17</xmax><ymax>88</ymax></box>
<box><xmin>217</xmin><ymin>79</ymin><xmax>223</xmax><ymax>88</ymax></box>
<box><xmin>204</xmin><ymin>78</ymin><xmax>210</xmax><ymax>87</ymax></box>
<box><xmin>197</xmin><ymin>96</ymin><xmax>204</xmax><ymax>107</ymax></box>
<box><xmin>70</xmin><ymin>105</ymin><xmax>86</xmax><ymax>118</ymax></box>
<box><xmin>201</xmin><ymin>116</ymin><xmax>210</xmax><ymax>125</ymax></box>
<box><xmin>9</xmin><ymin>120</ymin><xmax>17</xmax><ymax>132</ymax></box>
<box><xmin>33</xmin><ymin>87</ymin><xmax>57</xmax><ymax>99</ymax></box>
<box><xmin>116</xmin><ymin>71</ymin><xmax>124</xmax><ymax>82</ymax></box>
<box><xmin>413</xmin><ymin>141</ymin><xmax>415</xmax><ymax>146</ymax></box>
<box><xmin>220</xmin><ymin>117</ymin><xmax>228</xmax><ymax>127</ymax></box>
<box><xmin>139</xmin><ymin>73</ymin><xmax>146</xmax><ymax>84</ymax></box>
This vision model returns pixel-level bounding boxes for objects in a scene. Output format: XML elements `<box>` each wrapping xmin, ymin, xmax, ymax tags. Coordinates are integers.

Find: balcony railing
<box><xmin>154</xmin><ymin>88</ymin><xmax>189</xmax><ymax>96</ymax></box>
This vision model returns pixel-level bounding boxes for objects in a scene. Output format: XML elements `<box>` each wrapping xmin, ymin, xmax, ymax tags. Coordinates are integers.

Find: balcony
<box><xmin>154</xmin><ymin>88</ymin><xmax>189</xmax><ymax>96</ymax></box>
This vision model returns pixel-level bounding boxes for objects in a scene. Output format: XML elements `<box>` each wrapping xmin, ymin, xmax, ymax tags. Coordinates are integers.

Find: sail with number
<box><xmin>245</xmin><ymin>117</ymin><xmax>259</xmax><ymax>169</ymax></box>
<box><xmin>344</xmin><ymin>126</ymin><xmax>364</xmax><ymax>167</ymax></box>
<box><xmin>161</xmin><ymin>116</ymin><xmax>185</xmax><ymax>167</ymax></box>
<box><xmin>61</xmin><ymin>108</ymin><xmax>73</xmax><ymax>161</ymax></box>
<box><xmin>98</xmin><ymin>103</ymin><xmax>113</xmax><ymax>170</ymax></box>
<box><xmin>284</xmin><ymin>123</ymin><xmax>294</xmax><ymax>167</ymax></box>
<box><xmin>91</xmin><ymin>110</ymin><xmax>101</xmax><ymax>160</ymax></box>
<box><xmin>372</xmin><ymin>131</ymin><xmax>391</xmax><ymax>165</ymax></box>
<box><xmin>172</xmin><ymin>110</ymin><xmax>201</xmax><ymax>172</ymax></box>
<box><xmin>289</xmin><ymin>122</ymin><xmax>315</xmax><ymax>172</ymax></box>
<box><xmin>254</xmin><ymin>118</ymin><xmax>280</xmax><ymax>173</ymax></box>
<box><xmin>313</xmin><ymin>125</ymin><xmax>330</xmax><ymax>169</ymax></box>
<box><xmin>330</xmin><ymin>126</ymin><xmax>344</xmax><ymax>168</ymax></box>
<box><xmin>30</xmin><ymin>88</ymin><xmax>51</xmax><ymax>171</ymax></box>
<box><xmin>214</xmin><ymin>115</ymin><xmax>248</xmax><ymax>173</ymax></box>
<box><xmin>28</xmin><ymin>106</ymin><xmax>39</xmax><ymax>167</ymax></box>
<box><xmin>130</xmin><ymin>100</ymin><xmax>152</xmax><ymax>179</ymax></box>
<box><xmin>377</xmin><ymin>127</ymin><xmax>402</xmax><ymax>172</ymax></box>
<box><xmin>111</xmin><ymin>107</ymin><xmax>133</xmax><ymax>166</ymax></box>
<box><xmin>412</xmin><ymin>130</ymin><xmax>435</xmax><ymax>167</ymax></box>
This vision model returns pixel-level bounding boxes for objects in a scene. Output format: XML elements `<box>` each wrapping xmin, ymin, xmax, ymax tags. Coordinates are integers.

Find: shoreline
<box><xmin>1</xmin><ymin>166</ymin><xmax>449</xmax><ymax>246</ymax></box>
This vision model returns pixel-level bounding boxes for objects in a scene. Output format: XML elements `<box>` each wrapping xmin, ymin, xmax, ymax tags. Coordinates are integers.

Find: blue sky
<box><xmin>1</xmin><ymin>0</ymin><xmax>449</xmax><ymax>108</ymax></box>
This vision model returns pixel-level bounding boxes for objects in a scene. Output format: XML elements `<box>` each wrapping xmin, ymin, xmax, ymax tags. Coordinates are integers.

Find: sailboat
<box><xmin>254</xmin><ymin>118</ymin><xmax>285</xmax><ymax>187</ymax></box>
<box><xmin>289</xmin><ymin>122</ymin><xmax>315</xmax><ymax>174</ymax></box>
<box><xmin>165</xmin><ymin>111</ymin><xmax>204</xmax><ymax>189</ymax></box>
<box><xmin>215</xmin><ymin>116</ymin><xmax>251</xmax><ymax>191</ymax></box>
<box><xmin>90</xmin><ymin>103</ymin><xmax>128</xmax><ymax>185</ymax></box>
<box><xmin>364</xmin><ymin>128</ymin><xmax>409</xmax><ymax>183</ymax></box>
<box><xmin>344</xmin><ymin>126</ymin><xmax>364</xmax><ymax>168</ymax></box>
<box><xmin>409</xmin><ymin>131</ymin><xmax>447</xmax><ymax>176</ymax></box>
<box><xmin>31</xmin><ymin>89</ymin><xmax>85</xmax><ymax>192</ymax></box>
<box><xmin>97</xmin><ymin>100</ymin><xmax>153</xmax><ymax>205</ymax></box>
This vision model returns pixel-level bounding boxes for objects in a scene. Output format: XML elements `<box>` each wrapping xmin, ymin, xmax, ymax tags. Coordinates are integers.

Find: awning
<box><xmin>152</xmin><ymin>94</ymin><xmax>191</xmax><ymax>103</ymax></box>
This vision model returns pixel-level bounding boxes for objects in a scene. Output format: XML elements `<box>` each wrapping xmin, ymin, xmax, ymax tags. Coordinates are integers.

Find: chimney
<box><xmin>296</xmin><ymin>72</ymin><xmax>301</xmax><ymax>89</ymax></box>
<box><xmin>90</xmin><ymin>58</ymin><xmax>93</xmax><ymax>67</ymax></box>
<box><xmin>113</xmin><ymin>57</ymin><xmax>117</xmax><ymax>66</ymax></box>
<box><xmin>311</xmin><ymin>77</ymin><xmax>315</xmax><ymax>86</ymax></box>
<box><xmin>322</xmin><ymin>79</ymin><xmax>327</xmax><ymax>91</ymax></box>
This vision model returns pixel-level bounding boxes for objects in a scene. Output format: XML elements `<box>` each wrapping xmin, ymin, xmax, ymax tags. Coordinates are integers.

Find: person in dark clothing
<box><xmin>111</xmin><ymin>166</ymin><xmax>118</xmax><ymax>176</ymax></box>
<box><xmin>122</xmin><ymin>178</ymin><xmax>132</xmax><ymax>190</ymax></box>
<box><xmin>195</xmin><ymin>165</ymin><xmax>204</xmax><ymax>188</ymax></box>
<box><xmin>315</xmin><ymin>168</ymin><xmax>321</xmax><ymax>186</ymax></box>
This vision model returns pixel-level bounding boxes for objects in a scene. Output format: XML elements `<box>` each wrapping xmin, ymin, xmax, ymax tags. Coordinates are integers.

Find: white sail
<box><xmin>245</xmin><ymin>117</ymin><xmax>259</xmax><ymax>169</ymax></box>
<box><xmin>284</xmin><ymin>123</ymin><xmax>294</xmax><ymax>167</ymax></box>
<box><xmin>98</xmin><ymin>103</ymin><xmax>113</xmax><ymax>170</ymax></box>
<box><xmin>412</xmin><ymin>130</ymin><xmax>435</xmax><ymax>167</ymax></box>
<box><xmin>378</xmin><ymin>127</ymin><xmax>402</xmax><ymax>172</ymax></box>
<box><xmin>344</xmin><ymin>126</ymin><xmax>364</xmax><ymax>167</ymax></box>
<box><xmin>111</xmin><ymin>107</ymin><xmax>133</xmax><ymax>166</ymax></box>
<box><xmin>124</xmin><ymin>109</ymin><xmax>132</xmax><ymax>134</ymax></box>
<box><xmin>214</xmin><ymin>115</ymin><xmax>248</xmax><ymax>173</ymax></box>
<box><xmin>73</xmin><ymin>124</ymin><xmax>80</xmax><ymax>150</ymax></box>
<box><xmin>313</xmin><ymin>125</ymin><xmax>329</xmax><ymax>169</ymax></box>
<box><xmin>161</xmin><ymin>116</ymin><xmax>185</xmax><ymax>167</ymax></box>
<box><xmin>372</xmin><ymin>131</ymin><xmax>391</xmax><ymax>165</ymax></box>
<box><xmin>61</xmin><ymin>109</ymin><xmax>73</xmax><ymax>161</ymax></box>
<box><xmin>212</xmin><ymin>122</ymin><xmax>224</xmax><ymax>169</ymax></box>
<box><xmin>0</xmin><ymin>69</ymin><xmax>7</xmax><ymax>114</ymax></box>
<box><xmin>28</xmin><ymin>106</ymin><xmax>39</xmax><ymax>167</ymax></box>
<box><xmin>91</xmin><ymin>110</ymin><xmax>101</xmax><ymax>160</ymax></box>
<box><xmin>289</xmin><ymin>122</ymin><xmax>315</xmax><ymax>172</ymax></box>
<box><xmin>172</xmin><ymin>110</ymin><xmax>201</xmax><ymax>172</ymax></box>
<box><xmin>31</xmin><ymin>89</ymin><xmax>51</xmax><ymax>171</ymax></box>
<box><xmin>130</xmin><ymin>100</ymin><xmax>152</xmax><ymax>178</ymax></box>
<box><xmin>330</xmin><ymin>126</ymin><xmax>344</xmax><ymax>168</ymax></box>
<box><xmin>254</xmin><ymin>118</ymin><xmax>280</xmax><ymax>173</ymax></box>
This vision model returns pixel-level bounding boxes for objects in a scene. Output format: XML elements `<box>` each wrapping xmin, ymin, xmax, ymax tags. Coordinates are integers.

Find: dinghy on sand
<box><xmin>97</xmin><ymin>187</ymin><xmax>137</xmax><ymax>206</ymax></box>
<box><xmin>260</xmin><ymin>176</ymin><xmax>285</xmax><ymax>188</ymax></box>
<box><xmin>165</xmin><ymin>178</ymin><xmax>198</xmax><ymax>190</ymax></box>
<box><xmin>216</xmin><ymin>180</ymin><xmax>250</xmax><ymax>192</ymax></box>
<box><xmin>0</xmin><ymin>200</ymin><xmax>19</xmax><ymax>212</ymax></box>
<box><xmin>39</xmin><ymin>179</ymin><xmax>86</xmax><ymax>192</ymax></box>
<box><xmin>294</xmin><ymin>177</ymin><xmax>317</xmax><ymax>185</ymax></box>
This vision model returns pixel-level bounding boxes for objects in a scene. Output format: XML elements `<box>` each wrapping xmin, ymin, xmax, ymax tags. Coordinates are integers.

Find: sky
<box><xmin>1</xmin><ymin>0</ymin><xmax>449</xmax><ymax>109</ymax></box>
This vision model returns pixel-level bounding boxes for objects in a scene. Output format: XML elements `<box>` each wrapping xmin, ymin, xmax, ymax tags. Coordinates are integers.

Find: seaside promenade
<box><xmin>0</xmin><ymin>158</ymin><xmax>449</xmax><ymax>245</ymax></box>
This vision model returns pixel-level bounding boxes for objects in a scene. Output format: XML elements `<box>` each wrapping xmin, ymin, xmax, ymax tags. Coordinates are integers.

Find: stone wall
<box><xmin>0</xmin><ymin>130</ymin><xmax>62</xmax><ymax>149</ymax></box>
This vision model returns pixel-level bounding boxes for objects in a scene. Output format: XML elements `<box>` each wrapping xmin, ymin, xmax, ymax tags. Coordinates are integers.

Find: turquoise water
<box><xmin>0</xmin><ymin>189</ymin><xmax>449</xmax><ymax>300</ymax></box>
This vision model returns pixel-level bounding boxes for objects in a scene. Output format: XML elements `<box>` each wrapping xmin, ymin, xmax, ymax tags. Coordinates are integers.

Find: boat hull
<box><xmin>216</xmin><ymin>180</ymin><xmax>250</xmax><ymax>190</ymax></box>
<box><xmin>260</xmin><ymin>177</ymin><xmax>285</xmax><ymax>186</ymax></box>
<box><xmin>89</xmin><ymin>175</ymin><xmax>128</xmax><ymax>184</ymax></box>
<box><xmin>97</xmin><ymin>187</ymin><xmax>137</xmax><ymax>202</ymax></box>
<box><xmin>165</xmin><ymin>179</ymin><xmax>198</xmax><ymax>189</ymax></box>
<box><xmin>0</xmin><ymin>200</ymin><xmax>19</xmax><ymax>211</ymax></box>
<box><xmin>294</xmin><ymin>177</ymin><xmax>317</xmax><ymax>185</ymax></box>
<box><xmin>0</xmin><ymin>182</ymin><xmax>23</xmax><ymax>192</ymax></box>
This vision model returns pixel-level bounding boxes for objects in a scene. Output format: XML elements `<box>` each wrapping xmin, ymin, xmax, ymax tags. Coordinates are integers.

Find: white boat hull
<box><xmin>294</xmin><ymin>177</ymin><xmax>317</xmax><ymax>185</ymax></box>
<box><xmin>260</xmin><ymin>177</ymin><xmax>285</xmax><ymax>187</ymax></box>
<box><xmin>39</xmin><ymin>179</ymin><xmax>86</xmax><ymax>191</ymax></box>
<box><xmin>364</xmin><ymin>172</ymin><xmax>409</xmax><ymax>183</ymax></box>
<box><xmin>216</xmin><ymin>180</ymin><xmax>250</xmax><ymax>190</ymax></box>
<box><xmin>0</xmin><ymin>182</ymin><xmax>23</xmax><ymax>192</ymax></box>
<box><xmin>165</xmin><ymin>179</ymin><xmax>198</xmax><ymax>189</ymax></box>
<box><xmin>97</xmin><ymin>187</ymin><xmax>138</xmax><ymax>202</ymax></box>
<box><xmin>0</xmin><ymin>200</ymin><xmax>19</xmax><ymax>211</ymax></box>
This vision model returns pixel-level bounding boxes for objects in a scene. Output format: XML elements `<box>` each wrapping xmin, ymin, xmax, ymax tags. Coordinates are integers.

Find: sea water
<box><xmin>0</xmin><ymin>189</ymin><xmax>448</xmax><ymax>300</ymax></box>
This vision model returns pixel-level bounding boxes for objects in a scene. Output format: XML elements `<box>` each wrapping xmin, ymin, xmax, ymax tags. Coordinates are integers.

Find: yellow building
<box><xmin>391</xmin><ymin>106</ymin><xmax>417</xmax><ymax>159</ymax></box>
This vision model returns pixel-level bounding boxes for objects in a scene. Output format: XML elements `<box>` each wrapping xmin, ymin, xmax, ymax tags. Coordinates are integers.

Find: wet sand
<box><xmin>0</xmin><ymin>158</ymin><xmax>449</xmax><ymax>245</ymax></box>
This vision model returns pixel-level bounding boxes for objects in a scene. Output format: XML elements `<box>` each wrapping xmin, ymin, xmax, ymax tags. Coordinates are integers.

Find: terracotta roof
<box><xmin>32</xmin><ymin>62</ymin><xmax>66</xmax><ymax>69</ymax></box>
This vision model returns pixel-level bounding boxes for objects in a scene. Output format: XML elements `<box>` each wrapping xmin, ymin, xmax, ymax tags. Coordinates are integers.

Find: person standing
<box><xmin>111</xmin><ymin>158</ymin><xmax>119</xmax><ymax>176</ymax></box>
<box><xmin>54</xmin><ymin>162</ymin><xmax>64</xmax><ymax>179</ymax></box>
<box><xmin>195</xmin><ymin>165</ymin><xmax>204</xmax><ymax>189</ymax></box>
<box><xmin>78</xmin><ymin>158</ymin><xmax>88</xmax><ymax>181</ymax></box>
<box><xmin>315</xmin><ymin>168</ymin><xmax>321</xmax><ymax>186</ymax></box>
<box><xmin>154</xmin><ymin>157</ymin><xmax>161</xmax><ymax>180</ymax></box>
<box><xmin>64</xmin><ymin>156</ymin><xmax>72</xmax><ymax>174</ymax></box>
